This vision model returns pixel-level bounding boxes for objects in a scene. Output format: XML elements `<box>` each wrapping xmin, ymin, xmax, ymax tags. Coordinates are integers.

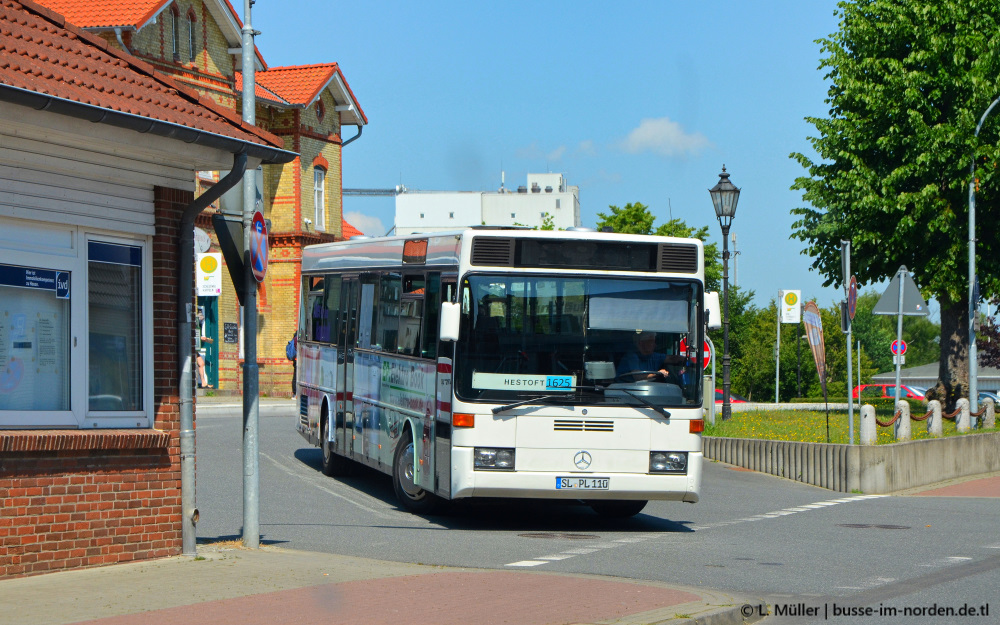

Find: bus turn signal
<box><xmin>453</xmin><ymin>413</ymin><xmax>475</xmax><ymax>428</ymax></box>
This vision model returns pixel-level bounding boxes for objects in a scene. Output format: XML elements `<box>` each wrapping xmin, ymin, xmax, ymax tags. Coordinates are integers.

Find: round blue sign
<box><xmin>250</xmin><ymin>211</ymin><xmax>268</xmax><ymax>283</ymax></box>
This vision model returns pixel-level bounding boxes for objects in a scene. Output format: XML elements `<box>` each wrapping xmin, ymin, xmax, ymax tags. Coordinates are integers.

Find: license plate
<box><xmin>556</xmin><ymin>477</ymin><xmax>609</xmax><ymax>490</ymax></box>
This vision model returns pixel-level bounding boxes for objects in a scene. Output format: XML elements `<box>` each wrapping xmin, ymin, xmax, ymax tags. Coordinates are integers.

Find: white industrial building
<box><xmin>395</xmin><ymin>173</ymin><xmax>580</xmax><ymax>234</ymax></box>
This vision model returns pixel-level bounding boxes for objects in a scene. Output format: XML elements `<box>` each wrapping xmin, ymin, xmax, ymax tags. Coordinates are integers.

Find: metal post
<box><xmin>796</xmin><ymin>325</ymin><xmax>802</xmax><ymax>398</ymax></box>
<box><xmin>775</xmin><ymin>294</ymin><xmax>781</xmax><ymax>404</ymax></box>
<box><xmin>722</xmin><ymin>225</ymin><xmax>732</xmax><ymax>420</ymax></box>
<box><xmin>842</xmin><ymin>240</ymin><xmax>854</xmax><ymax>445</ymax></box>
<box><xmin>893</xmin><ymin>268</ymin><xmax>905</xmax><ymax>408</ymax></box>
<box><xmin>241</xmin><ymin>0</ymin><xmax>260</xmax><ymax>550</ymax></box>
<box><xmin>969</xmin><ymin>96</ymin><xmax>1000</xmax><ymax>417</ymax></box>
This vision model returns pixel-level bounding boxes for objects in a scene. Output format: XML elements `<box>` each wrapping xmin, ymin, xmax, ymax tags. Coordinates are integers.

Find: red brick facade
<box><xmin>0</xmin><ymin>186</ymin><xmax>192</xmax><ymax>578</ymax></box>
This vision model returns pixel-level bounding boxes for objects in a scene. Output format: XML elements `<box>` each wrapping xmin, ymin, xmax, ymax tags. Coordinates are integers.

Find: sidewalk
<box><xmin>194</xmin><ymin>392</ymin><xmax>295</xmax><ymax>417</ymax></box>
<box><xmin>0</xmin><ymin>545</ymin><xmax>763</xmax><ymax>625</ymax></box>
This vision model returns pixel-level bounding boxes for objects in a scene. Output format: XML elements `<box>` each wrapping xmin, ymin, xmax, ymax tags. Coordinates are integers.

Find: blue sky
<box><xmin>252</xmin><ymin>1</ymin><xmax>878</xmax><ymax>311</ymax></box>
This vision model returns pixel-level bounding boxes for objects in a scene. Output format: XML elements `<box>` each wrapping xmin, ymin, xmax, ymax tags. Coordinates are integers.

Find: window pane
<box><xmin>314</xmin><ymin>169</ymin><xmax>325</xmax><ymax>231</ymax></box>
<box><xmin>0</xmin><ymin>265</ymin><xmax>70</xmax><ymax>411</ymax></box>
<box><xmin>88</xmin><ymin>242</ymin><xmax>142</xmax><ymax>412</ymax></box>
<box><xmin>399</xmin><ymin>275</ymin><xmax>424</xmax><ymax>356</ymax></box>
<box><xmin>377</xmin><ymin>274</ymin><xmax>400</xmax><ymax>352</ymax></box>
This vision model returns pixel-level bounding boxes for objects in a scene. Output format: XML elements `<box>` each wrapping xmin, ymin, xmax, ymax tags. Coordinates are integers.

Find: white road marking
<box><xmin>260</xmin><ymin>451</ymin><xmax>394</xmax><ymax>520</ymax></box>
<box><xmin>918</xmin><ymin>556</ymin><xmax>972</xmax><ymax>568</ymax></box>
<box><xmin>503</xmin><ymin>494</ymin><xmax>890</xmax><ymax>568</ymax></box>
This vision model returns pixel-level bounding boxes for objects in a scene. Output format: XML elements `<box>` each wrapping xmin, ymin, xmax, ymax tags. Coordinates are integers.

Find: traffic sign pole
<box><xmin>841</xmin><ymin>241</ymin><xmax>854</xmax><ymax>445</ymax></box>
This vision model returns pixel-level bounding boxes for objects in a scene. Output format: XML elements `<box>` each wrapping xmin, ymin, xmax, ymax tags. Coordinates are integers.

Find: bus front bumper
<box><xmin>450</xmin><ymin>448</ymin><xmax>702</xmax><ymax>503</ymax></box>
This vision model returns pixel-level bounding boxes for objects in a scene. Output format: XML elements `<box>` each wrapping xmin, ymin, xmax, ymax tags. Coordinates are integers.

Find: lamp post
<box><xmin>710</xmin><ymin>166</ymin><xmax>741</xmax><ymax>421</ymax></box>
<box><xmin>969</xmin><ymin>96</ymin><xmax>1000</xmax><ymax>420</ymax></box>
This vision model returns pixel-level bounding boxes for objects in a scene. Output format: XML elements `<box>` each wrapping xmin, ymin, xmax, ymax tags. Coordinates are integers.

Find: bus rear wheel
<box><xmin>588</xmin><ymin>500</ymin><xmax>648</xmax><ymax>518</ymax></box>
<box><xmin>392</xmin><ymin>429</ymin><xmax>440</xmax><ymax>514</ymax></box>
<box><xmin>321</xmin><ymin>412</ymin><xmax>352</xmax><ymax>477</ymax></box>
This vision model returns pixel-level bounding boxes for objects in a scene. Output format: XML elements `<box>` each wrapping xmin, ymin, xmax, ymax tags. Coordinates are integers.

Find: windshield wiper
<box><xmin>492</xmin><ymin>394</ymin><xmax>570</xmax><ymax>414</ymax></box>
<box><xmin>491</xmin><ymin>385</ymin><xmax>670</xmax><ymax>418</ymax></box>
<box><xmin>606</xmin><ymin>386</ymin><xmax>671</xmax><ymax>419</ymax></box>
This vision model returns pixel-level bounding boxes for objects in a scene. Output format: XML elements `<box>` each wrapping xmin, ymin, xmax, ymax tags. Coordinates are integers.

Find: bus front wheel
<box><xmin>392</xmin><ymin>429</ymin><xmax>440</xmax><ymax>514</ymax></box>
<box><xmin>588</xmin><ymin>500</ymin><xmax>647</xmax><ymax>518</ymax></box>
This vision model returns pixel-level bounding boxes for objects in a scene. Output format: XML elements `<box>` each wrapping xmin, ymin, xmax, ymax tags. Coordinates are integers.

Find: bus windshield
<box><xmin>455</xmin><ymin>274</ymin><xmax>703</xmax><ymax>408</ymax></box>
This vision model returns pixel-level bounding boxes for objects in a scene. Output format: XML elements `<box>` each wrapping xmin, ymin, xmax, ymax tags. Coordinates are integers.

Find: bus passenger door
<box><xmin>337</xmin><ymin>279</ymin><xmax>358</xmax><ymax>459</ymax></box>
<box><xmin>434</xmin><ymin>277</ymin><xmax>456</xmax><ymax>498</ymax></box>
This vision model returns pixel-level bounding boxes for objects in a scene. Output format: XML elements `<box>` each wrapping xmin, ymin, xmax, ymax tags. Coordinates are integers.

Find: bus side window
<box><xmin>324</xmin><ymin>275</ymin><xmax>342</xmax><ymax>346</ymax></box>
<box><xmin>307</xmin><ymin>276</ymin><xmax>326</xmax><ymax>342</ymax></box>
<box><xmin>421</xmin><ymin>273</ymin><xmax>441</xmax><ymax>359</ymax></box>
<box><xmin>399</xmin><ymin>274</ymin><xmax>425</xmax><ymax>356</ymax></box>
<box><xmin>376</xmin><ymin>273</ymin><xmax>399</xmax><ymax>352</ymax></box>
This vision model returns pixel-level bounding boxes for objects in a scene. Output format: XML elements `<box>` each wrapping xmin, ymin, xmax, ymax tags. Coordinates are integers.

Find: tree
<box><xmin>790</xmin><ymin>0</ymin><xmax>1000</xmax><ymax>407</ymax></box>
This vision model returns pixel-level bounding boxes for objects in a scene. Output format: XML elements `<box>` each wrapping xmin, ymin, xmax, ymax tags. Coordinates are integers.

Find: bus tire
<box><xmin>392</xmin><ymin>429</ymin><xmax>440</xmax><ymax>514</ymax></box>
<box><xmin>588</xmin><ymin>500</ymin><xmax>647</xmax><ymax>518</ymax></box>
<box><xmin>321</xmin><ymin>410</ymin><xmax>352</xmax><ymax>477</ymax></box>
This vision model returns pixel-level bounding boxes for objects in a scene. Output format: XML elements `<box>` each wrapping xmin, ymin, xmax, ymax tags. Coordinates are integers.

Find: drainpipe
<box><xmin>113</xmin><ymin>27</ymin><xmax>131</xmax><ymax>54</ymax></box>
<box><xmin>178</xmin><ymin>153</ymin><xmax>248</xmax><ymax>556</ymax></box>
<box><xmin>341</xmin><ymin>124</ymin><xmax>362</xmax><ymax>147</ymax></box>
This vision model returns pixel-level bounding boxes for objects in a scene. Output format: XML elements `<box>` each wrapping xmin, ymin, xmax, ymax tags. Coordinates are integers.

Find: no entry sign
<box><xmin>250</xmin><ymin>210</ymin><xmax>268</xmax><ymax>283</ymax></box>
<box><xmin>679</xmin><ymin>338</ymin><xmax>712</xmax><ymax>370</ymax></box>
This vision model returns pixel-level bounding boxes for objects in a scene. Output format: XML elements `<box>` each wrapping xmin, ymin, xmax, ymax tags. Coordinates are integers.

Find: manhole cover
<box><xmin>837</xmin><ymin>523</ymin><xmax>910</xmax><ymax>530</ymax></box>
<box><xmin>518</xmin><ymin>533</ymin><xmax>600</xmax><ymax>540</ymax></box>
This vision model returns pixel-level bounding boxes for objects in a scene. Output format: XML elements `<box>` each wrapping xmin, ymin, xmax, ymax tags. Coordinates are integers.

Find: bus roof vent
<box><xmin>471</xmin><ymin>237</ymin><xmax>515</xmax><ymax>266</ymax></box>
<box><xmin>658</xmin><ymin>243</ymin><xmax>698</xmax><ymax>273</ymax></box>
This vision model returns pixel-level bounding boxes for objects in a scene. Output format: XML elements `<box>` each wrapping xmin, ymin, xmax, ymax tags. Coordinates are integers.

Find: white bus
<box><xmin>296</xmin><ymin>227</ymin><xmax>714</xmax><ymax>517</ymax></box>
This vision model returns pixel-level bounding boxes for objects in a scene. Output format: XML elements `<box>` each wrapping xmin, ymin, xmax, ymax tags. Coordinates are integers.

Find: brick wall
<box><xmin>0</xmin><ymin>187</ymin><xmax>192</xmax><ymax>578</ymax></box>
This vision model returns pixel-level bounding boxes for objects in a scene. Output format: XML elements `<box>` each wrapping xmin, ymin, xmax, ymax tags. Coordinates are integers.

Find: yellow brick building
<box><xmin>38</xmin><ymin>0</ymin><xmax>368</xmax><ymax>396</ymax></box>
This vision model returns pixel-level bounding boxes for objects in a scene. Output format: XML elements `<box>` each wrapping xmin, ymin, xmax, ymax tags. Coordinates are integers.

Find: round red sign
<box><xmin>679</xmin><ymin>338</ymin><xmax>712</xmax><ymax>370</ymax></box>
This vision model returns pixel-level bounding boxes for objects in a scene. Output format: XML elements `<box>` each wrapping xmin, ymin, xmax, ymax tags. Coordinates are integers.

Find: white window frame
<box><xmin>171</xmin><ymin>10</ymin><xmax>179</xmax><ymax>58</ymax></box>
<box><xmin>0</xmin><ymin>222</ymin><xmax>152</xmax><ymax>429</ymax></box>
<box><xmin>187</xmin><ymin>14</ymin><xmax>196</xmax><ymax>61</ymax></box>
<box><xmin>314</xmin><ymin>168</ymin><xmax>326</xmax><ymax>231</ymax></box>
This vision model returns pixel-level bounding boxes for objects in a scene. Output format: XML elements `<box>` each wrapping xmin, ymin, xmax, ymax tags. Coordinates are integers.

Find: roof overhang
<box><xmin>0</xmin><ymin>83</ymin><xmax>297</xmax><ymax>166</ymax></box>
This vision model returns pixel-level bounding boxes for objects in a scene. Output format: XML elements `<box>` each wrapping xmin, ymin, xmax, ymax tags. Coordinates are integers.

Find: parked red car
<box><xmin>851</xmin><ymin>384</ymin><xmax>925</xmax><ymax>400</ymax></box>
<box><xmin>715</xmin><ymin>389</ymin><xmax>748</xmax><ymax>403</ymax></box>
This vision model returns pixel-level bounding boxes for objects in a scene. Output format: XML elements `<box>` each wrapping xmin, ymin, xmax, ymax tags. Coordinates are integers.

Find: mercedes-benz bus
<box><xmin>295</xmin><ymin>227</ymin><xmax>715</xmax><ymax>517</ymax></box>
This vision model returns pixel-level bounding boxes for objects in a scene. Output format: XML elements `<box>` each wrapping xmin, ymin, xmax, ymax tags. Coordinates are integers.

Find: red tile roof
<box><xmin>253</xmin><ymin>63</ymin><xmax>368</xmax><ymax>124</ymax></box>
<box><xmin>34</xmin><ymin>0</ymin><xmax>165</xmax><ymax>29</ymax></box>
<box><xmin>234</xmin><ymin>72</ymin><xmax>290</xmax><ymax>107</ymax></box>
<box><xmin>0</xmin><ymin>0</ymin><xmax>283</xmax><ymax>150</ymax></box>
<box><xmin>342</xmin><ymin>219</ymin><xmax>362</xmax><ymax>238</ymax></box>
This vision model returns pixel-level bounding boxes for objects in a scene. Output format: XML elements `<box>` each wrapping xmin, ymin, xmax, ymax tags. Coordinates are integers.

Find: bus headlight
<box><xmin>650</xmin><ymin>451</ymin><xmax>687</xmax><ymax>474</ymax></box>
<box><xmin>474</xmin><ymin>447</ymin><xmax>515</xmax><ymax>471</ymax></box>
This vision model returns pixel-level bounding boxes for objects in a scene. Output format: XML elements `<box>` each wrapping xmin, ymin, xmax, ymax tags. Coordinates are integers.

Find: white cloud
<box><xmin>620</xmin><ymin>117</ymin><xmax>710</xmax><ymax>158</ymax></box>
<box><xmin>344</xmin><ymin>211</ymin><xmax>385</xmax><ymax>236</ymax></box>
<box><xmin>515</xmin><ymin>141</ymin><xmax>569</xmax><ymax>163</ymax></box>
<box><xmin>547</xmin><ymin>145</ymin><xmax>566</xmax><ymax>161</ymax></box>
<box><xmin>576</xmin><ymin>140</ymin><xmax>597</xmax><ymax>157</ymax></box>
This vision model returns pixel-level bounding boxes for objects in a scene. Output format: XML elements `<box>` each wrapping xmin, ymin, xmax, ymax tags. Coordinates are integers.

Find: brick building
<box><xmin>0</xmin><ymin>0</ymin><xmax>295</xmax><ymax>577</ymax></box>
<box><xmin>37</xmin><ymin>0</ymin><xmax>369</xmax><ymax>396</ymax></box>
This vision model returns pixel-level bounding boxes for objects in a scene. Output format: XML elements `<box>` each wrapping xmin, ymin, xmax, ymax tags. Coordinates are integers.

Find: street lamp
<box><xmin>710</xmin><ymin>166</ymin><xmax>741</xmax><ymax>421</ymax></box>
<box><xmin>969</xmin><ymin>95</ymin><xmax>1000</xmax><ymax>419</ymax></box>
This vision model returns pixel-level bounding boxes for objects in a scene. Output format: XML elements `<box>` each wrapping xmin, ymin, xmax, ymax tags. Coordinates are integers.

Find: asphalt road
<box><xmin>195</xmin><ymin>404</ymin><xmax>1000</xmax><ymax>624</ymax></box>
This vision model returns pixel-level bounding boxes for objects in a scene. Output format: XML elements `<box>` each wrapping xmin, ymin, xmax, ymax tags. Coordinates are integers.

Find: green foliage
<box><xmin>790</xmin><ymin>0</ymin><xmax>1000</xmax><ymax>390</ymax></box>
<box><xmin>539</xmin><ymin>212</ymin><xmax>556</xmax><ymax>231</ymax></box>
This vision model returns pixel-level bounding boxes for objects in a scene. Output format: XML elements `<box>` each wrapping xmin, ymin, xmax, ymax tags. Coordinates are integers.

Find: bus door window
<box><xmin>399</xmin><ymin>274</ymin><xmax>425</xmax><ymax>356</ymax></box>
<box><xmin>324</xmin><ymin>275</ymin><xmax>343</xmax><ymax>345</ymax></box>
<box><xmin>420</xmin><ymin>273</ymin><xmax>441</xmax><ymax>359</ymax></box>
<box><xmin>358</xmin><ymin>274</ymin><xmax>377</xmax><ymax>350</ymax></box>
<box><xmin>305</xmin><ymin>276</ymin><xmax>326</xmax><ymax>342</ymax></box>
<box><xmin>374</xmin><ymin>273</ymin><xmax>398</xmax><ymax>352</ymax></box>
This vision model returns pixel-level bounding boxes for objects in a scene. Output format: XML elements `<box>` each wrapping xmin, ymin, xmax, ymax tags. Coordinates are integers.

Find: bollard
<box><xmin>927</xmin><ymin>400</ymin><xmax>942</xmax><ymax>437</ymax></box>
<box><xmin>984</xmin><ymin>398</ymin><xmax>996</xmax><ymax>430</ymax></box>
<box><xmin>957</xmin><ymin>397</ymin><xmax>970</xmax><ymax>433</ymax></box>
<box><xmin>860</xmin><ymin>404</ymin><xmax>877</xmax><ymax>445</ymax></box>
<box><xmin>894</xmin><ymin>400</ymin><xmax>911</xmax><ymax>442</ymax></box>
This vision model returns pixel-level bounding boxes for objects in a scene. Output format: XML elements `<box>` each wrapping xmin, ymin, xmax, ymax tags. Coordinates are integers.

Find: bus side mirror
<box><xmin>440</xmin><ymin>302</ymin><xmax>461</xmax><ymax>342</ymax></box>
<box><xmin>705</xmin><ymin>292</ymin><xmax>721</xmax><ymax>330</ymax></box>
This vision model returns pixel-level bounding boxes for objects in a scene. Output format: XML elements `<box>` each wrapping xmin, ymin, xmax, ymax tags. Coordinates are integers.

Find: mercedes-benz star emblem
<box><xmin>574</xmin><ymin>450</ymin><xmax>592</xmax><ymax>470</ymax></box>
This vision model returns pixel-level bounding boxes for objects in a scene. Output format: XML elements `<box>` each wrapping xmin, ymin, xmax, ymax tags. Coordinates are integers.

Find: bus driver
<box><xmin>617</xmin><ymin>331</ymin><xmax>686</xmax><ymax>383</ymax></box>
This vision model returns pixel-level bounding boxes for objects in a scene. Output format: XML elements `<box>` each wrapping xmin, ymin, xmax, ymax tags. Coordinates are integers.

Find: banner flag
<box><xmin>802</xmin><ymin>301</ymin><xmax>827</xmax><ymax>396</ymax></box>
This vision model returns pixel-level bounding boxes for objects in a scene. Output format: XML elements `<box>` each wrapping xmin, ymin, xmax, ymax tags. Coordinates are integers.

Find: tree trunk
<box><xmin>936</xmin><ymin>296</ymin><xmax>969</xmax><ymax>411</ymax></box>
